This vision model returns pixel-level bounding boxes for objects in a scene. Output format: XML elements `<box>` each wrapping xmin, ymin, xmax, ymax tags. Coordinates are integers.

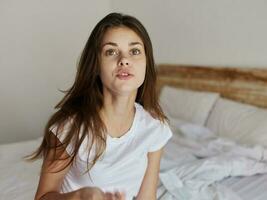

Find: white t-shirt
<box><xmin>50</xmin><ymin>102</ymin><xmax>173</xmax><ymax>200</ymax></box>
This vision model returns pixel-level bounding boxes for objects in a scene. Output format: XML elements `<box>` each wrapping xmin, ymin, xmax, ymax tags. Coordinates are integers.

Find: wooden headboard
<box><xmin>156</xmin><ymin>64</ymin><xmax>267</xmax><ymax>108</ymax></box>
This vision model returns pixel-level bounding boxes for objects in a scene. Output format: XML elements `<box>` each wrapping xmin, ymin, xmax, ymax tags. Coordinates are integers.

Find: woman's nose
<box><xmin>118</xmin><ymin>57</ymin><xmax>130</xmax><ymax>67</ymax></box>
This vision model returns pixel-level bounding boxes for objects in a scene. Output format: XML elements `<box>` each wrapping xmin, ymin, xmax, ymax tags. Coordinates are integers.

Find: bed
<box><xmin>0</xmin><ymin>137</ymin><xmax>42</xmax><ymax>199</ymax></box>
<box><xmin>156</xmin><ymin>64</ymin><xmax>267</xmax><ymax>200</ymax></box>
<box><xmin>1</xmin><ymin>64</ymin><xmax>267</xmax><ymax>200</ymax></box>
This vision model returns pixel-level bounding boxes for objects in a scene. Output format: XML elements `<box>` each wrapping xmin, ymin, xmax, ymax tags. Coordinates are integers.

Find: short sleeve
<box><xmin>49</xmin><ymin>121</ymin><xmax>74</xmax><ymax>156</ymax></box>
<box><xmin>148</xmin><ymin>122</ymin><xmax>173</xmax><ymax>152</ymax></box>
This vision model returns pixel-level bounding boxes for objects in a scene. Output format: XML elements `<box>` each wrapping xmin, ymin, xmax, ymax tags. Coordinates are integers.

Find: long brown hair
<box><xmin>27</xmin><ymin>12</ymin><xmax>167</xmax><ymax>172</ymax></box>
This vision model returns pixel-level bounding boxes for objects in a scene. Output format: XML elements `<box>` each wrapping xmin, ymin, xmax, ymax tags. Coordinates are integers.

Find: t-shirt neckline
<box><xmin>107</xmin><ymin>102</ymin><xmax>140</xmax><ymax>143</ymax></box>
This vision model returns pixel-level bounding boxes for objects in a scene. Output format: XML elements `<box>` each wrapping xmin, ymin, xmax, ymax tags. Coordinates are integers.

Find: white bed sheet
<box><xmin>220</xmin><ymin>174</ymin><xmax>267</xmax><ymax>200</ymax></box>
<box><xmin>160</xmin><ymin>133</ymin><xmax>267</xmax><ymax>200</ymax></box>
<box><xmin>0</xmin><ymin>138</ymin><xmax>42</xmax><ymax>200</ymax></box>
<box><xmin>2</xmin><ymin>134</ymin><xmax>267</xmax><ymax>200</ymax></box>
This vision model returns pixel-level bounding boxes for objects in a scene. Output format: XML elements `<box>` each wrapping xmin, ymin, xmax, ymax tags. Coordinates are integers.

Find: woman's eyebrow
<box><xmin>129</xmin><ymin>42</ymin><xmax>143</xmax><ymax>46</ymax></box>
<box><xmin>102</xmin><ymin>41</ymin><xmax>143</xmax><ymax>48</ymax></box>
<box><xmin>102</xmin><ymin>42</ymin><xmax>117</xmax><ymax>48</ymax></box>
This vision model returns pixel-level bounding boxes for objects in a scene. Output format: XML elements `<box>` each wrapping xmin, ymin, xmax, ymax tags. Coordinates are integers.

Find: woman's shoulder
<box><xmin>136</xmin><ymin>102</ymin><xmax>166</xmax><ymax>125</ymax></box>
<box><xmin>135</xmin><ymin>103</ymin><xmax>170</xmax><ymax>137</ymax></box>
<box><xmin>135</xmin><ymin>103</ymin><xmax>173</xmax><ymax>152</ymax></box>
<box><xmin>48</xmin><ymin>115</ymin><xmax>91</xmax><ymax>157</ymax></box>
<box><xmin>49</xmin><ymin>115</ymin><xmax>76</xmax><ymax>134</ymax></box>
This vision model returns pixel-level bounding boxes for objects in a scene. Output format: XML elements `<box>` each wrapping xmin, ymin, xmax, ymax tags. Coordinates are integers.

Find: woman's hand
<box><xmin>77</xmin><ymin>187</ymin><xmax>125</xmax><ymax>200</ymax></box>
<box><xmin>105</xmin><ymin>191</ymin><xmax>126</xmax><ymax>200</ymax></box>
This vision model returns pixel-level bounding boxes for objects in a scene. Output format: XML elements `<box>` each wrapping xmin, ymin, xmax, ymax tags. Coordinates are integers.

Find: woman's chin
<box><xmin>115</xmin><ymin>87</ymin><xmax>138</xmax><ymax>96</ymax></box>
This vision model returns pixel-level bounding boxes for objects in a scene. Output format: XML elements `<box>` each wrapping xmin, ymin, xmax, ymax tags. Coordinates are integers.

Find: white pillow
<box><xmin>159</xmin><ymin>86</ymin><xmax>219</xmax><ymax>125</ymax></box>
<box><xmin>206</xmin><ymin>98</ymin><xmax>267</xmax><ymax>147</ymax></box>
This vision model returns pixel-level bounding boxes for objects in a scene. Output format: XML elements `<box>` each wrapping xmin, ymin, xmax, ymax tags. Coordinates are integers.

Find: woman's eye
<box><xmin>105</xmin><ymin>49</ymin><xmax>118</xmax><ymax>56</ymax></box>
<box><xmin>131</xmin><ymin>48</ymin><xmax>141</xmax><ymax>55</ymax></box>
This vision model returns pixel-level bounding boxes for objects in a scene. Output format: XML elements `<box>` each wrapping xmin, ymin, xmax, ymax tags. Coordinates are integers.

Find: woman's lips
<box><xmin>116</xmin><ymin>73</ymin><xmax>134</xmax><ymax>80</ymax></box>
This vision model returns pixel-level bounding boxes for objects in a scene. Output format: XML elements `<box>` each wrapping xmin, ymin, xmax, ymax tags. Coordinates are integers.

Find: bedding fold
<box><xmin>157</xmin><ymin>123</ymin><xmax>267</xmax><ymax>200</ymax></box>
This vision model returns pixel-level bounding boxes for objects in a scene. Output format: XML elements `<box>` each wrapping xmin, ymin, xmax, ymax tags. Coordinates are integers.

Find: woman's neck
<box><xmin>100</xmin><ymin>93</ymin><xmax>137</xmax><ymax>138</ymax></box>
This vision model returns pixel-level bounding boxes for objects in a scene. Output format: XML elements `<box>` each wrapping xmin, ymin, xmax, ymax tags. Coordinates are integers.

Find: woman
<box><xmin>29</xmin><ymin>12</ymin><xmax>173</xmax><ymax>200</ymax></box>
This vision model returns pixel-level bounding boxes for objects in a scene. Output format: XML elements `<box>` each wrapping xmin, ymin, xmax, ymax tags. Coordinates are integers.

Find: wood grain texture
<box><xmin>156</xmin><ymin>64</ymin><xmax>267</xmax><ymax>108</ymax></box>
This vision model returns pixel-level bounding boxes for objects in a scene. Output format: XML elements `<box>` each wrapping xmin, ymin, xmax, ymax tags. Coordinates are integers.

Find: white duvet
<box><xmin>157</xmin><ymin>122</ymin><xmax>267</xmax><ymax>200</ymax></box>
<box><xmin>1</xmin><ymin>125</ymin><xmax>267</xmax><ymax>200</ymax></box>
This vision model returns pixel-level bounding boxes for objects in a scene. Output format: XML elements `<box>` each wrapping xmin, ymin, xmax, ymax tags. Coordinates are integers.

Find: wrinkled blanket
<box><xmin>157</xmin><ymin>123</ymin><xmax>267</xmax><ymax>200</ymax></box>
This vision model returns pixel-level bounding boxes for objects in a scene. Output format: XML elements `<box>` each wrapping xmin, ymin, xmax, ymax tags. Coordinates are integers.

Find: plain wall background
<box><xmin>1</xmin><ymin>0</ymin><xmax>267</xmax><ymax>143</ymax></box>
<box><xmin>0</xmin><ymin>0</ymin><xmax>110</xmax><ymax>143</ymax></box>
<box><xmin>111</xmin><ymin>0</ymin><xmax>267</xmax><ymax>66</ymax></box>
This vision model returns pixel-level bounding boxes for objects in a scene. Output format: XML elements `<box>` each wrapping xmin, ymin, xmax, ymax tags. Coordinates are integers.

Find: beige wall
<box><xmin>111</xmin><ymin>0</ymin><xmax>267</xmax><ymax>67</ymax></box>
<box><xmin>1</xmin><ymin>0</ymin><xmax>267</xmax><ymax>143</ymax></box>
<box><xmin>0</xmin><ymin>0</ymin><xmax>110</xmax><ymax>143</ymax></box>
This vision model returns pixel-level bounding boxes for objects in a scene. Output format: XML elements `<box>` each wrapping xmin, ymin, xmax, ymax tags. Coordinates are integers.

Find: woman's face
<box><xmin>99</xmin><ymin>27</ymin><xmax>146</xmax><ymax>96</ymax></box>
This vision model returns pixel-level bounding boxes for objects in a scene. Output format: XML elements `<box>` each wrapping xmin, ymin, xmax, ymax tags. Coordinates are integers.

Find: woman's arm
<box><xmin>34</xmin><ymin>133</ymin><xmax>79</xmax><ymax>200</ymax></box>
<box><xmin>135</xmin><ymin>148</ymin><xmax>163</xmax><ymax>200</ymax></box>
<box><xmin>34</xmin><ymin>134</ymin><xmax>124</xmax><ymax>200</ymax></box>
<box><xmin>37</xmin><ymin>187</ymin><xmax>106</xmax><ymax>200</ymax></box>
<box><xmin>34</xmin><ymin>134</ymin><xmax>99</xmax><ymax>200</ymax></box>
<box><xmin>36</xmin><ymin>153</ymin><xmax>124</xmax><ymax>200</ymax></box>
